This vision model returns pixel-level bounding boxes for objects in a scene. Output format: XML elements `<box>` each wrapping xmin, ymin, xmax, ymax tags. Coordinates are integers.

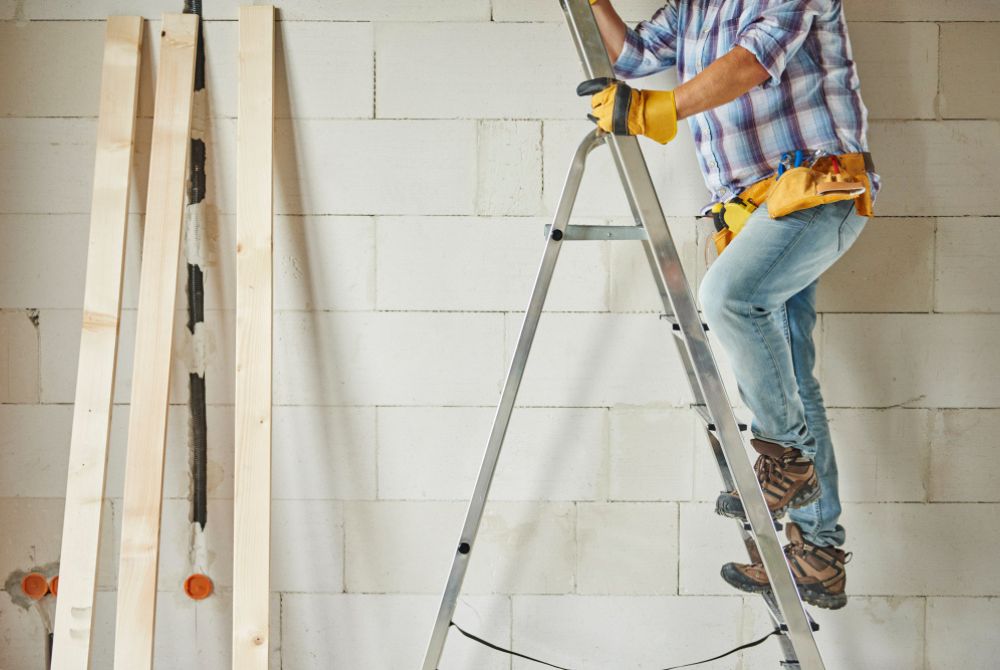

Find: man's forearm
<box><xmin>674</xmin><ymin>46</ymin><xmax>770</xmax><ymax>120</ymax></box>
<box><xmin>591</xmin><ymin>0</ymin><xmax>627</xmax><ymax>63</ymax></box>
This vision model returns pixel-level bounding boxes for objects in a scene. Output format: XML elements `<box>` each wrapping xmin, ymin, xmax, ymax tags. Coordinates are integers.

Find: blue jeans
<box><xmin>698</xmin><ymin>199</ymin><xmax>867</xmax><ymax>548</ymax></box>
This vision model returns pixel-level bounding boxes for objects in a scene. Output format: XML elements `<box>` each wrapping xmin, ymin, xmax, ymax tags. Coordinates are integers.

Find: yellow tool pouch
<box><xmin>710</xmin><ymin>152</ymin><xmax>874</xmax><ymax>256</ymax></box>
<box><xmin>769</xmin><ymin>152</ymin><xmax>874</xmax><ymax>219</ymax></box>
<box><xmin>766</xmin><ymin>166</ymin><xmax>863</xmax><ymax>218</ymax></box>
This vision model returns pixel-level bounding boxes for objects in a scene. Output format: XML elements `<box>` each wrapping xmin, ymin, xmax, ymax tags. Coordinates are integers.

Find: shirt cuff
<box><xmin>736</xmin><ymin>29</ymin><xmax>788</xmax><ymax>86</ymax></box>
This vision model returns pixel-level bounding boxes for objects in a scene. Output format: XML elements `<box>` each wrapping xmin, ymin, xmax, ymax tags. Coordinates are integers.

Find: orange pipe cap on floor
<box><xmin>184</xmin><ymin>573</ymin><xmax>213</xmax><ymax>600</ymax></box>
<box><xmin>21</xmin><ymin>573</ymin><xmax>49</xmax><ymax>600</ymax></box>
<box><xmin>48</xmin><ymin>575</ymin><xmax>59</xmax><ymax>596</ymax></box>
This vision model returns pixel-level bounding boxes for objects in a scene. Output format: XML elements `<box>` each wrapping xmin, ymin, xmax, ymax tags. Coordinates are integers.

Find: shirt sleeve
<box><xmin>612</xmin><ymin>2</ymin><xmax>680</xmax><ymax>80</ymax></box>
<box><xmin>735</xmin><ymin>0</ymin><xmax>835</xmax><ymax>85</ymax></box>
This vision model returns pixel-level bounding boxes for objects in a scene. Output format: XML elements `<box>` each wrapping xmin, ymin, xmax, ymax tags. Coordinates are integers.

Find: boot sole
<box><xmin>720</xmin><ymin>563</ymin><xmax>847</xmax><ymax>610</ymax></box>
<box><xmin>715</xmin><ymin>478</ymin><xmax>823</xmax><ymax>522</ymax></box>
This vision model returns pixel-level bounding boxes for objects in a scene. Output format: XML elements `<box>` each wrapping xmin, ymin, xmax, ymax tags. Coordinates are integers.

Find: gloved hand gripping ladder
<box><xmin>420</xmin><ymin>2</ymin><xmax>827</xmax><ymax>669</ymax></box>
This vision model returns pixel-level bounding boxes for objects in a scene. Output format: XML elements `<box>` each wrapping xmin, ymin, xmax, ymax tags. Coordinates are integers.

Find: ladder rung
<box><xmin>764</xmin><ymin>592</ymin><xmax>821</xmax><ymax>634</ymax></box>
<box><xmin>660</xmin><ymin>313</ymin><xmax>709</xmax><ymax>332</ymax></box>
<box><xmin>543</xmin><ymin>223</ymin><xmax>649</xmax><ymax>241</ymax></box>
<box><xmin>692</xmin><ymin>404</ymin><xmax>748</xmax><ymax>432</ymax></box>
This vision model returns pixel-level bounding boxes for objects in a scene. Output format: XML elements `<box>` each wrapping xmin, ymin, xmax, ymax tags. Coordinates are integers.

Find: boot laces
<box><xmin>786</xmin><ymin>541</ymin><xmax>850</xmax><ymax>569</ymax></box>
<box><xmin>755</xmin><ymin>454</ymin><xmax>781</xmax><ymax>485</ymax></box>
<box><xmin>755</xmin><ymin>449</ymin><xmax>804</xmax><ymax>486</ymax></box>
<box><xmin>784</xmin><ymin>538</ymin><xmax>806</xmax><ymax>558</ymax></box>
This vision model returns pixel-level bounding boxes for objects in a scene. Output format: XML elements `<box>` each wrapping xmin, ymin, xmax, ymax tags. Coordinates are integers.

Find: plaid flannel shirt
<box><xmin>613</xmin><ymin>0</ymin><xmax>879</xmax><ymax>211</ymax></box>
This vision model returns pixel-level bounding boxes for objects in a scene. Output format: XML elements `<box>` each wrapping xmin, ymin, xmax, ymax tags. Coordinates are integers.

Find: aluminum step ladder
<box><xmin>420</xmin><ymin>2</ymin><xmax>826</xmax><ymax>668</ymax></box>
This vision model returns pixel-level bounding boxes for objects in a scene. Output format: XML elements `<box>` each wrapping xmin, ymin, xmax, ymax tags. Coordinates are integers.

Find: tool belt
<box><xmin>711</xmin><ymin>151</ymin><xmax>875</xmax><ymax>255</ymax></box>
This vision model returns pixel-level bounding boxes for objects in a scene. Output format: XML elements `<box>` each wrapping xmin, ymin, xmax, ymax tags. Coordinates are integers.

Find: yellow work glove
<box><xmin>576</xmin><ymin>77</ymin><xmax>678</xmax><ymax>145</ymax></box>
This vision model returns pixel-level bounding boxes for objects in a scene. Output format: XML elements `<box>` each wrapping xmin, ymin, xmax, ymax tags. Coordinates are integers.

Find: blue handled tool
<box><xmin>776</xmin><ymin>152</ymin><xmax>791</xmax><ymax>179</ymax></box>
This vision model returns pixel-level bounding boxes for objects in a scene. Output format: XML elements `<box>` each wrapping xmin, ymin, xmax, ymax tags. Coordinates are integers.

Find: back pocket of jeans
<box><xmin>837</xmin><ymin>207</ymin><xmax>866</xmax><ymax>253</ymax></box>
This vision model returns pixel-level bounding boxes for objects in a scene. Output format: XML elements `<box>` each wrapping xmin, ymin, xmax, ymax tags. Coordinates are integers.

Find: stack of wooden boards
<box><xmin>49</xmin><ymin>8</ymin><xmax>275</xmax><ymax>670</ymax></box>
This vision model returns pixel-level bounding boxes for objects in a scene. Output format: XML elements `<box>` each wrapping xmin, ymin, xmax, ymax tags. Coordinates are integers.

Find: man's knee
<box><xmin>699</xmin><ymin>268</ymin><xmax>740</xmax><ymax>326</ymax></box>
<box><xmin>700</xmin><ymin>265</ymin><xmax>782</xmax><ymax>329</ymax></box>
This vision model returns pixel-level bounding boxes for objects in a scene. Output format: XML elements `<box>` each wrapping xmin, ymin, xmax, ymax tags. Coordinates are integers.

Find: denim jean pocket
<box><xmin>769</xmin><ymin>201</ymin><xmax>823</xmax><ymax>228</ymax></box>
<box><xmin>837</xmin><ymin>206</ymin><xmax>867</xmax><ymax>253</ymax></box>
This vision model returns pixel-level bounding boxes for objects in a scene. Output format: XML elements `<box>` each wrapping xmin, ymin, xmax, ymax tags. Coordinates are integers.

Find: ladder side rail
<box><xmin>669</xmin><ymin>327</ymin><xmax>737</xmax><ymax>489</ymax></box>
<box><xmin>584</xmin><ymin>180</ymin><xmax>807</xmax><ymax>668</ymax></box>
<box><xmin>632</xmin><ymin>208</ymin><xmax>806</xmax><ymax>667</ymax></box>
<box><xmin>421</xmin><ymin>130</ymin><xmax>606</xmax><ymax>670</ymax></box>
<box><xmin>635</xmin><ymin>184</ymin><xmax>802</xmax><ymax>668</ymax></box>
<box><xmin>633</xmin><ymin>237</ymin><xmax>755</xmax><ymax>510</ymax></box>
<box><xmin>765</xmin><ymin>591</ymin><xmax>804</xmax><ymax>668</ymax></box>
<box><xmin>628</xmin><ymin>196</ymin><xmax>752</xmax><ymax>501</ymax></box>
<box><xmin>566</xmin><ymin>1</ymin><xmax>732</xmax><ymax>484</ymax></box>
<box><xmin>611</xmin><ymin>117</ymin><xmax>825</xmax><ymax>670</ymax></box>
<box><xmin>551</xmin><ymin>141</ymin><xmax>802</xmax><ymax>651</ymax></box>
<box><xmin>559</xmin><ymin>2</ymin><xmax>825</xmax><ymax>668</ymax></box>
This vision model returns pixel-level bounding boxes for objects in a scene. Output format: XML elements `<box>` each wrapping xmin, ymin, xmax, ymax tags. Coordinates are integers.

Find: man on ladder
<box><xmin>586</xmin><ymin>0</ymin><xmax>877</xmax><ymax>610</ymax></box>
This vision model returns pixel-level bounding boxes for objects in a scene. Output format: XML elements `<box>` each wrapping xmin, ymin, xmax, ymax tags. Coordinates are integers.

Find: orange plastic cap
<box><xmin>48</xmin><ymin>575</ymin><xmax>59</xmax><ymax>596</ymax></box>
<box><xmin>184</xmin><ymin>573</ymin><xmax>214</xmax><ymax>600</ymax></box>
<box><xmin>21</xmin><ymin>573</ymin><xmax>49</xmax><ymax>600</ymax></box>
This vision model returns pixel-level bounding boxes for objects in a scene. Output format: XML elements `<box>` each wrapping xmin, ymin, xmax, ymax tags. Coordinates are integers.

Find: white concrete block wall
<box><xmin>1</xmin><ymin>3</ymin><xmax>998</xmax><ymax>669</ymax></box>
<box><xmin>0</xmin><ymin>309</ymin><xmax>39</xmax><ymax>403</ymax></box>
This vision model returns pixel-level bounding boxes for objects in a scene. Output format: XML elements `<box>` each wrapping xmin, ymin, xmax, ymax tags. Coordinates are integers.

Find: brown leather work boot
<box><xmin>720</xmin><ymin>522</ymin><xmax>851</xmax><ymax>610</ymax></box>
<box><xmin>715</xmin><ymin>438</ymin><xmax>820</xmax><ymax>520</ymax></box>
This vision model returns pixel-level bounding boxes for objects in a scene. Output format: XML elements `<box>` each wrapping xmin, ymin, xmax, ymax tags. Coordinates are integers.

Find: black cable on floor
<box><xmin>658</xmin><ymin>628</ymin><xmax>781</xmax><ymax>670</ymax></box>
<box><xmin>450</xmin><ymin>622</ymin><xmax>574</xmax><ymax>670</ymax></box>
<box><xmin>449</xmin><ymin>620</ymin><xmax>782</xmax><ymax>670</ymax></box>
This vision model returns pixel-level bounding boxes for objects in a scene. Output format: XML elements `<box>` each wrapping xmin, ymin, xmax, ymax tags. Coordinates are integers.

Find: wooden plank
<box><xmin>233</xmin><ymin>6</ymin><xmax>275</xmax><ymax>668</ymax></box>
<box><xmin>50</xmin><ymin>16</ymin><xmax>143</xmax><ymax>670</ymax></box>
<box><xmin>111</xmin><ymin>14</ymin><xmax>198</xmax><ymax>670</ymax></box>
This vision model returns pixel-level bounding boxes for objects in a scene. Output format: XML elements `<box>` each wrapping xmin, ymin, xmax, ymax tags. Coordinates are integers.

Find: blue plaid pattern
<box><xmin>613</xmin><ymin>0</ymin><xmax>878</xmax><ymax>210</ymax></box>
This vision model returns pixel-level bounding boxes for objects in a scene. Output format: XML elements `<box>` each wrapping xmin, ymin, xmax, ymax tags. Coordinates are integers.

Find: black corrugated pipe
<box><xmin>183</xmin><ymin>0</ymin><xmax>208</xmax><ymax>530</ymax></box>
